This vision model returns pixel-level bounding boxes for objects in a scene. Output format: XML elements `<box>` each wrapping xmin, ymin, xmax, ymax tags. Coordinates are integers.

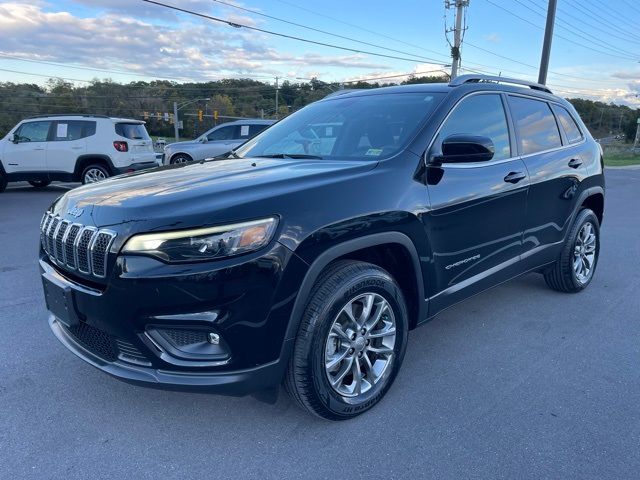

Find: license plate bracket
<box><xmin>42</xmin><ymin>272</ymin><xmax>81</xmax><ymax>328</ymax></box>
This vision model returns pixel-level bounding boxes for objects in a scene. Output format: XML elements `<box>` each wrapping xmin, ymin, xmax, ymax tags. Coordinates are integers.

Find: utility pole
<box><xmin>445</xmin><ymin>0</ymin><xmax>469</xmax><ymax>80</ymax></box>
<box><xmin>173</xmin><ymin>101</ymin><xmax>179</xmax><ymax>142</ymax></box>
<box><xmin>634</xmin><ymin>118</ymin><xmax>640</xmax><ymax>150</ymax></box>
<box><xmin>538</xmin><ymin>0</ymin><xmax>557</xmax><ymax>85</ymax></box>
<box><xmin>275</xmin><ymin>76</ymin><xmax>279</xmax><ymax>120</ymax></box>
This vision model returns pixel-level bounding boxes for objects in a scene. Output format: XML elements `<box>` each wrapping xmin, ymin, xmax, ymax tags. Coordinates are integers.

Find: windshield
<box><xmin>234</xmin><ymin>92</ymin><xmax>444</xmax><ymax>160</ymax></box>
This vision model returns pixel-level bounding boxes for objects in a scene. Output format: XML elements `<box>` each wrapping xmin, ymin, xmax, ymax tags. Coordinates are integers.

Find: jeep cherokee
<box><xmin>39</xmin><ymin>75</ymin><xmax>605</xmax><ymax>420</ymax></box>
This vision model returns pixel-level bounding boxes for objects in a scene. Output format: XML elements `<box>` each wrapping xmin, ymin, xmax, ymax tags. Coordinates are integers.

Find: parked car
<box><xmin>0</xmin><ymin>115</ymin><xmax>159</xmax><ymax>191</ymax></box>
<box><xmin>162</xmin><ymin>119</ymin><xmax>275</xmax><ymax>165</ymax></box>
<box><xmin>39</xmin><ymin>75</ymin><xmax>605</xmax><ymax>420</ymax></box>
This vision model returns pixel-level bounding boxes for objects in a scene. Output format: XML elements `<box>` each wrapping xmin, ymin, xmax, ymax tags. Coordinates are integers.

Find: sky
<box><xmin>0</xmin><ymin>0</ymin><xmax>638</xmax><ymax>105</ymax></box>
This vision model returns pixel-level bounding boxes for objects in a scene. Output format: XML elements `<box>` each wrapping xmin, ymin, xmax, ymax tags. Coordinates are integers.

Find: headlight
<box><xmin>122</xmin><ymin>217</ymin><xmax>278</xmax><ymax>262</ymax></box>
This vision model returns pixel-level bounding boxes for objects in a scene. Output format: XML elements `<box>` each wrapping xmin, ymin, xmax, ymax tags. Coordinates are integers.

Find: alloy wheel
<box><xmin>573</xmin><ymin>221</ymin><xmax>597</xmax><ymax>284</ymax></box>
<box><xmin>84</xmin><ymin>168</ymin><xmax>106</xmax><ymax>184</ymax></box>
<box><xmin>324</xmin><ymin>293</ymin><xmax>396</xmax><ymax>398</ymax></box>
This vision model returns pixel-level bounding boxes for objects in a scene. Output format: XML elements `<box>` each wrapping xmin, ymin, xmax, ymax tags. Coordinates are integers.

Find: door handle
<box><xmin>33</xmin><ymin>147</ymin><xmax>45</xmax><ymax>151</ymax></box>
<box><xmin>504</xmin><ymin>171</ymin><xmax>526</xmax><ymax>184</ymax></box>
<box><xmin>568</xmin><ymin>158</ymin><xmax>583</xmax><ymax>168</ymax></box>
<box><xmin>71</xmin><ymin>146</ymin><xmax>83</xmax><ymax>150</ymax></box>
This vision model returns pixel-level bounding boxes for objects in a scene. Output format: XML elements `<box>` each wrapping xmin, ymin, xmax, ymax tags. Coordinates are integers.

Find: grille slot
<box><xmin>66</xmin><ymin>322</ymin><xmax>117</xmax><ymax>361</ymax></box>
<box><xmin>40</xmin><ymin>213</ymin><xmax>116</xmax><ymax>279</ymax></box>
<box><xmin>115</xmin><ymin>339</ymin><xmax>151</xmax><ymax>366</ymax></box>
<box><xmin>162</xmin><ymin>329</ymin><xmax>208</xmax><ymax>347</ymax></box>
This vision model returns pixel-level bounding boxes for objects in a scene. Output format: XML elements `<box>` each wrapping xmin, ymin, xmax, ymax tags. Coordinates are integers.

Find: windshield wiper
<box><xmin>255</xmin><ymin>153</ymin><xmax>324</xmax><ymax>159</ymax></box>
<box><xmin>211</xmin><ymin>150</ymin><xmax>240</xmax><ymax>160</ymax></box>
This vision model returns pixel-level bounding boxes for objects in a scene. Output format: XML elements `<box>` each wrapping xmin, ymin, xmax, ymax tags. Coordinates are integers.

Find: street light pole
<box><xmin>173</xmin><ymin>101</ymin><xmax>179</xmax><ymax>142</ymax></box>
<box><xmin>173</xmin><ymin>97</ymin><xmax>211</xmax><ymax>142</ymax></box>
<box><xmin>538</xmin><ymin>0</ymin><xmax>557</xmax><ymax>85</ymax></box>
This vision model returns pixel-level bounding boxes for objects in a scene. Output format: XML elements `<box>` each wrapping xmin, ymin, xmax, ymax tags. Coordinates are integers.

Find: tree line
<box><xmin>0</xmin><ymin>76</ymin><xmax>637</xmax><ymax>141</ymax></box>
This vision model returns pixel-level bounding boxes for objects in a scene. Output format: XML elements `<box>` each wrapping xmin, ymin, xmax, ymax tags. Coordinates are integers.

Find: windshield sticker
<box><xmin>365</xmin><ymin>148</ymin><xmax>383</xmax><ymax>156</ymax></box>
<box><xmin>240</xmin><ymin>125</ymin><xmax>250</xmax><ymax>136</ymax></box>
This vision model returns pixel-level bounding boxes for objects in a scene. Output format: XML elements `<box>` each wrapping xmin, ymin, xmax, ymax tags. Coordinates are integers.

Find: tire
<box><xmin>284</xmin><ymin>260</ymin><xmax>409</xmax><ymax>420</ymax></box>
<box><xmin>29</xmin><ymin>180</ymin><xmax>51</xmax><ymax>188</ymax></box>
<box><xmin>81</xmin><ymin>164</ymin><xmax>110</xmax><ymax>185</ymax></box>
<box><xmin>0</xmin><ymin>172</ymin><xmax>6</xmax><ymax>193</ymax></box>
<box><xmin>170</xmin><ymin>153</ymin><xmax>192</xmax><ymax>165</ymax></box>
<box><xmin>544</xmin><ymin>208</ymin><xmax>600</xmax><ymax>293</ymax></box>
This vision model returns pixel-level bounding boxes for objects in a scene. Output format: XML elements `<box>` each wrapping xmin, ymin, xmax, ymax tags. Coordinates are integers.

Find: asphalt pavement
<box><xmin>1</xmin><ymin>170</ymin><xmax>639</xmax><ymax>479</ymax></box>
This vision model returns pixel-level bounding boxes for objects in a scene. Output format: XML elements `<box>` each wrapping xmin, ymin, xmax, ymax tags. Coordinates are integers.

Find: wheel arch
<box><xmin>580</xmin><ymin>190</ymin><xmax>604</xmax><ymax>225</ymax></box>
<box><xmin>169</xmin><ymin>151</ymin><xmax>193</xmax><ymax>163</ymax></box>
<box><xmin>73</xmin><ymin>155</ymin><xmax>115</xmax><ymax>181</ymax></box>
<box><xmin>284</xmin><ymin>232</ymin><xmax>427</xmax><ymax>344</ymax></box>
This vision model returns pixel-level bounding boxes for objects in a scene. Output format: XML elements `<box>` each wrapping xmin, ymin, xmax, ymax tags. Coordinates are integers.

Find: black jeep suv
<box><xmin>40</xmin><ymin>75</ymin><xmax>605</xmax><ymax>420</ymax></box>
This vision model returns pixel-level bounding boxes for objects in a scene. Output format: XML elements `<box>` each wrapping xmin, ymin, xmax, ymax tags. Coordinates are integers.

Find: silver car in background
<box><xmin>163</xmin><ymin>119</ymin><xmax>275</xmax><ymax>165</ymax></box>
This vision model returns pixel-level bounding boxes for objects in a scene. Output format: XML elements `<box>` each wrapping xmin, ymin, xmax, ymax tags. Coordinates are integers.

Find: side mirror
<box><xmin>9</xmin><ymin>134</ymin><xmax>18</xmax><ymax>144</ymax></box>
<box><xmin>434</xmin><ymin>134</ymin><xmax>495</xmax><ymax>164</ymax></box>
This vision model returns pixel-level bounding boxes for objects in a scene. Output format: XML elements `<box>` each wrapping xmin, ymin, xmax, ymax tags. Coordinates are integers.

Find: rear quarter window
<box><xmin>115</xmin><ymin>123</ymin><xmax>150</xmax><ymax>140</ymax></box>
<box><xmin>552</xmin><ymin>105</ymin><xmax>584</xmax><ymax>144</ymax></box>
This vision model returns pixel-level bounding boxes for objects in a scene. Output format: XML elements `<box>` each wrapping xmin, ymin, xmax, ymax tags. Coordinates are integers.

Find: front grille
<box><xmin>162</xmin><ymin>329</ymin><xmax>208</xmax><ymax>346</ymax></box>
<box><xmin>41</xmin><ymin>212</ymin><xmax>116</xmax><ymax>279</ymax></box>
<box><xmin>67</xmin><ymin>322</ymin><xmax>118</xmax><ymax>361</ymax></box>
<box><xmin>115</xmin><ymin>339</ymin><xmax>151</xmax><ymax>366</ymax></box>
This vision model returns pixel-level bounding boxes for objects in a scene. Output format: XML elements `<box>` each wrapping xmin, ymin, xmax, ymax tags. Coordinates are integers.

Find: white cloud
<box><xmin>0</xmin><ymin>2</ymin><xmax>391</xmax><ymax>83</ymax></box>
<box><xmin>483</xmin><ymin>33</ymin><xmax>501</xmax><ymax>43</ymax></box>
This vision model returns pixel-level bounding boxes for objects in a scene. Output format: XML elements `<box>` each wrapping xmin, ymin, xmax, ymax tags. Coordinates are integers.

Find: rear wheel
<box><xmin>284</xmin><ymin>260</ymin><xmax>408</xmax><ymax>420</ymax></box>
<box><xmin>170</xmin><ymin>153</ymin><xmax>192</xmax><ymax>165</ymax></box>
<box><xmin>544</xmin><ymin>208</ymin><xmax>600</xmax><ymax>293</ymax></box>
<box><xmin>81</xmin><ymin>164</ymin><xmax>110</xmax><ymax>184</ymax></box>
<box><xmin>29</xmin><ymin>180</ymin><xmax>51</xmax><ymax>188</ymax></box>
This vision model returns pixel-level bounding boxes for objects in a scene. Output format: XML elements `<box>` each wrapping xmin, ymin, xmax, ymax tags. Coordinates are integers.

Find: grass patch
<box><xmin>602</xmin><ymin>145</ymin><xmax>640</xmax><ymax>167</ymax></box>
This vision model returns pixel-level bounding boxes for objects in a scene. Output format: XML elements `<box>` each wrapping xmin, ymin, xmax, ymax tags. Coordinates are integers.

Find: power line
<box><xmin>578</xmin><ymin>0</ymin><xmax>640</xmax><ymax>39</ymax></box>
<box><xmin>141</xmin><ymin>0</ymin><xmax>448</xmax><ymax>65</ymax></box>
<box><xmin>482</xmin><ymin>0</ymin><xmax>640</xmax><ymax>61</ymax></box>
<box><xmin>514</xmin><ymin>0</ymin><xmax>640</xmax><ymax>54</ymax></box>
<box><xmin>210</xmin><ymin>0</ymin><xmax>448</xmax><ymax>66</ymax></box>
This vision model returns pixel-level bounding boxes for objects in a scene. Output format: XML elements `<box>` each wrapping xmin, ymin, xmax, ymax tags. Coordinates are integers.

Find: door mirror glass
<box><xmin>436</xmin><ymin>134</ymin><xmax>495</xmax><ymax>163</ymax></box>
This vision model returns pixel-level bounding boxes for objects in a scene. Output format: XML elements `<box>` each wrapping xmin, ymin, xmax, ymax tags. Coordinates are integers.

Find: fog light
<box><xmin>207</xmin><ymin>332</ymin><xmax>220</xmax><ymax>345</ymax></box>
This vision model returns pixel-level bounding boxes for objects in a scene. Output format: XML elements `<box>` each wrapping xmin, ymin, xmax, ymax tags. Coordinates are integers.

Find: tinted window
<box><xmin>235</xmin><ymin>92</ymin><xmax>444</xmax><ymax>160</ymax></box>
<box><xmin>552</xmin><ymin>105</ymin><xmax>583</xmax><ymax>144</ymax></box>
<box><xmin>115</xmin><ymin>123</ymin><xmax>150</xmax><ymax>140</ymax></box>
<box><xmin>53</xmin><ymin>121</ymin><xmax>96</xmax><ymax>141</ymax></box>
<box><xmin>249</xmin><ymin>124</ymin><xmax>269</xmax><ymax>136</ymax></box>
<box><xmin>16</xmin><ymin>121</ymin><xmax>51</xmax><ymax>142</ymax></box>
<box><xmin>509</xmin><ymin>96</ymin><xmax>562</xmax><ymax>155</ymax></box>
<box><xmin>437</xmin><ymin>94</ymin><xmax>511</xmax><ymax>160</ymax></box>
<box><xmin>207</xmin><ymin>125</ymin><xmax>237</xmax><ymax>141</ymax></box>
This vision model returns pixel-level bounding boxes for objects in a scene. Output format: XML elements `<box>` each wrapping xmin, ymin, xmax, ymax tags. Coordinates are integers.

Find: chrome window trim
<box><xmin>424</xmin><ymin>90</ymin><xmax>587</xmax><ymax>169</ymax></box>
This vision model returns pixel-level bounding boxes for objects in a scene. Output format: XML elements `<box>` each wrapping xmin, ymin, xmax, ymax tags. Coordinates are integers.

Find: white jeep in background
<box><xmin>0</xmin><ymin>115</ymin><xmax>160</xmax><ymax>192</ymax></box>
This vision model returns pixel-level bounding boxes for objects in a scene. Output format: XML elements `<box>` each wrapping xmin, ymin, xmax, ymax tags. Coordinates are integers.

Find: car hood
<box><xmin>53</xmin><ymin>158</ymin><xmax>377</xmax><ymax>228</ymax></box>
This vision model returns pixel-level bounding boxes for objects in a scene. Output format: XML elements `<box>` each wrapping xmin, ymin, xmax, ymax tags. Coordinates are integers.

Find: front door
<box><xmin>423</xmin><ymin>93</ymin><xmax>529</xmax><ymax>312</ymax></box>
<box><xmin>3</xmin><ymin>121</ymin><xmax>51</xmax><ymax>174</ymax></box>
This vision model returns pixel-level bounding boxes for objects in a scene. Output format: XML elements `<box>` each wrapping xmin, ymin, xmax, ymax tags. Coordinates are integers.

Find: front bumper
<box><xmin>41</xmin><ymin>241</ymin><xmax>307</xmax><ymax>395</ymax></box>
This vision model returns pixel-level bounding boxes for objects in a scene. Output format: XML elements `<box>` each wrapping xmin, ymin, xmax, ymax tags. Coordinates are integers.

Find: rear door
<box><xmin>509</xmin><ymin>96</ymin><xmax>589</xmax><ymax>267</ymax></box>
<box><xmin>424</xmin><ymin>93</ymin><xmax>529</xmax><ymax>311</ymax></box>
<box><xmin>46</xmin><ymin>120</ymin><xmax>91</xmax><ymax>174</ymax></box>
<box><xmin>3</xmin><ymin>121</ymin><xmax>51</xmax><ymax>174</ymax></box>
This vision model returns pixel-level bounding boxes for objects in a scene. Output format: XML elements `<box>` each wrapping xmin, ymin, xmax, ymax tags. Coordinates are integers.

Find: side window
<box><xmin>207</xmin><ymin>125</ymin><xmax>237</xmax><ymax>141</ymax></box>
<box><xmin>15</xmin><ymin>121</ymin><xmax>51</xmax><ymax>143</ymax></box>
<box><xmin>249</xmin><ymin>124</ymin><xmax>268</xmax><ymax>136</ymax></box>
<box><xmin>437</xmin><ymin>94</ymin><xmax>511</xmax><ymax>160</ymax></box>
<box><xmin>552</xmin><ymin>105</ymin><xmax>583</xmax><ymax>144</ymax></box>
<box><xmin>53</xmin><ymin>121</ymin><xmax>96</xmax><ymax>141</ymax></box>
<box><xmin>508</xmin><ymin>96</ymin><xmax>562</xmax><ymax>155</ymax></box>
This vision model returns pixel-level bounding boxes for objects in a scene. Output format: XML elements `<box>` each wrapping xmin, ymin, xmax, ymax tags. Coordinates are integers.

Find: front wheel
<box><xmin>170</xmin><ymin>153</ymin><xmax>192</xmax><ymax>165</ymax></box>
<box><xmin>29</xmin><ymin>180</ymin><xmax>51</xmax><ymax>188</ymax></box>
<box><xmin>81</xmin><ymin>164</ymin><xmax>110</xmax><ymax>184</ymax></box>
<box><xmin>284</xmin><ymin>260</ymin><xmax>408</xmax><ymax>420</ymax></box>
<box><xmin>544</xmin><ymin>208</ymin><xmax>600</xmax><ymax>293</ymax></box>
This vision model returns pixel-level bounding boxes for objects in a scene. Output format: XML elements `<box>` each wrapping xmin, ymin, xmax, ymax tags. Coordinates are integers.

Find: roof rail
<box><xmin>449</xmin><ymin>74</ymin><xmax>553</xmax><ymax>94</ymax></box>
<box><xmin>25</xmin><ymin>114</ymin><xmax>112</xmax><ymax>120</ymax></box>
